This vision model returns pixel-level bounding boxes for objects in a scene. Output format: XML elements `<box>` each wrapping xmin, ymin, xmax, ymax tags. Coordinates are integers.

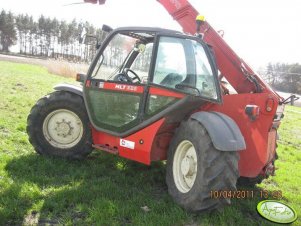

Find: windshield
<box><xmin>91</xmin><ymin>33</ymin><xmax>138</xmax><ymax>80</ymax></box>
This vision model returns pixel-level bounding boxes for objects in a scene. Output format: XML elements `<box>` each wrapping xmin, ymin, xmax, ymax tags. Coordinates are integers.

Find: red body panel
<box><xmin>92</xmin><ymin>118</ymin><xmax>165</xmax><ymax>165</ymax></box>
<box><xmin>202</xmin><ymin>93</ymin><xmax>278</xmax><ymax>177</ymax></box>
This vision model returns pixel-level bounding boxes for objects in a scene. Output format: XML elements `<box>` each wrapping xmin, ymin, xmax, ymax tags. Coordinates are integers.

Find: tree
<box><xmin>27</xmin><ymin>16</ymin><xmax>35</xmax><ymax>55</ymax></box>
<box><xmin>59</xmin><ymin>20</ymin><xmax>69</xmax><ymax>58</ymax></box>
<box><xmin>43</xmin><ymin>17</ymin><xmax>54</xmax><ymax>56</ymax></box>
<box><xmin>50</xmin><ymin>18</ymin><xmax>59</xmax><ymax>57</ymax></box>
<box><xmin>287</xmin><ymin>64</ymin><xmax>301</xmax><ymax>94</ymax></box>
<box><xmin>15</xmin><ymin>14</ymin><xmax>25</xmax><ymax>53</ymax></box>
<box><xmin>30</xmin><ymin>21</ymin><xmax>39</xmax><ymax>55</ymax></box>
<box><xmin>264</xmin><ymin>62</ymin><xmax>301</xmax><ymax>94</ymax></box>
<box><xmin>0</xmin><ymin>10</ymin><xmax>17</xmax><ymax>52</ymax></box>
<box><xmin>68</xmin><ymin>19</ymin><xmax>78</xmax><ymax>59</ymax></box>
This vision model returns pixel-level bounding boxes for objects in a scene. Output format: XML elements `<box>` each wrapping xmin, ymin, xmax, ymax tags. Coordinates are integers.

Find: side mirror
<box><xmin>76</xmin><ymin>73</ymin><xmax>87</xmax><ymax>83</ymax></box>
<box><xmin>102</xmin><ymin>24</ymin><xmax>113</xmax><ymax>33</ymax></box>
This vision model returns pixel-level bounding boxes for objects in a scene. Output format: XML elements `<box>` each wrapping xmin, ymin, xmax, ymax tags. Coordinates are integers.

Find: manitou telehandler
<box><xmin>27</xmin><ymin>0</ymin><xmax>286</xmax><ymax>212</ymax></box>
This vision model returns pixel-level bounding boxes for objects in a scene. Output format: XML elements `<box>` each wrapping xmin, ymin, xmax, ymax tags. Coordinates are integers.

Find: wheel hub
<box><xmin>42</xmin><ymin>109</ymin><xmax>83</xmax><ymax>149</ymax></box>
<box><xmin>173</xmin><ymin>140</ymin><xmax>198</xmax><ymax>193</ymax></box>
<box><xmin>55</xmin><ymin>119</ymin><xmax>73</xmax><ymax>137</ymax></box>
<box><xmin>181</xmin><ymin>155</ymin><xmax>196</xmax><ymax>176</ymax></box>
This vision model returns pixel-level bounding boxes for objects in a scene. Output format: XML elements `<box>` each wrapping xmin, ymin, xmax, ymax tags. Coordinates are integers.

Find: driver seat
<box><xmin>160</xmin><ymin>73</ymin><xmax>183</xmax><ymax>88</ymax></box>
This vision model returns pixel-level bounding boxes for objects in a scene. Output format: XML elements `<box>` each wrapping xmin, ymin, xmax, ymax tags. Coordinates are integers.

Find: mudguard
<box><xmin>54</xmin><ymin>84</ymin><xmax>83</xmax><ymax>96</ymax></box>
<box><xmin>190</xmin><ymin>111</ymin><xmax>246</xmax><ymax>151</ymax></box>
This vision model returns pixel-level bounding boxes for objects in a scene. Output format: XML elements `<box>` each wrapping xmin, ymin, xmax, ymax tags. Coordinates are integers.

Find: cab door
<box><xmin>84</xmin><ymin>80</ymin><xmax>145</xmax><ymax>134</ymax></box>
<box><xmin>83</xmin><ymin>32</ymin><xmax>153</xmax><ymax>135</ymax></box>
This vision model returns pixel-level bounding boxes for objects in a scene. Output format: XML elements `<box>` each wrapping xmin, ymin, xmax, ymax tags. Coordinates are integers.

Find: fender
<box><xmin>190</xmin><ymin>111</ymin><xmax>246</xmax><ymax>151</ymax></box>
<box><xmin>53</xmin><ymin>83</ymin><xmax>83</xmax><ymax>97</ymax></box>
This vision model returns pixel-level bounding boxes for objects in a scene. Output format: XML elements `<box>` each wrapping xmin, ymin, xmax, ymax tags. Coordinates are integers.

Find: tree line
<box><xmin>0</xmin><ymin>9</ymin><xmax>105</xmax><ymax>62</ymax></box>
<box><xmin>260</xmin><ymin>63</ymin><xmax>301</xmax><ymax>95</ymax></box>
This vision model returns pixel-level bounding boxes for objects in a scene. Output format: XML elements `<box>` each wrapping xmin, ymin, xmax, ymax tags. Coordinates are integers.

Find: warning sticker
<box><xmin>120</xmin><ymin>139</ymin><xmax>135</xmax><ymax>150</ymax></box>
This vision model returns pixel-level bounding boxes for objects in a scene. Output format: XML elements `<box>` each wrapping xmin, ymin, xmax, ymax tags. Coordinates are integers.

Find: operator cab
<box><xmin>83</xmin><ymin>27</ymin><xmax>221</xmax><ymax>136</ymax></box>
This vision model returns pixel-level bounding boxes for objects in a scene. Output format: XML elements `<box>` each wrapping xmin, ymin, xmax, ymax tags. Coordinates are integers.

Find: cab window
<box><xmin>91</xmin><ymin>33</ymin><xmax>137</xmax><ymax>80</ymax></box>
<box><xmin>193</xmin><ymin>40</ymin><xmax>218</xmax><ymax>99</ymax></box>
<box><xmin>152</xmin><ymin>36</ymin><xmax>218</xmax><ymax>100</ymax></box>
<box><xmin>153</xmin><ymin>37</ymin><xmax>186</xmax><ymax>88</ymax></box>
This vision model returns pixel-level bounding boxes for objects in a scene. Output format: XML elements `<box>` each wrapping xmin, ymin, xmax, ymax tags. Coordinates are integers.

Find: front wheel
<box><xmin>27</xmin><ymin>91</ymin><xmax>93</xmax><ymax>159</ymax></box>
<box><xmin>166</xmin><ymin>118</ymin><xmax>239</xmax><ymax>212</ymax></box>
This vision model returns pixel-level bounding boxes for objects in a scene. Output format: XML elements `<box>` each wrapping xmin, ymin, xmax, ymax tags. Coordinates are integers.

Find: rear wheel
<box><xmin>237</xmin><ymin>176</ymin><xmax>264</xmax><ymax>187</ymax></box>
<box><xmin>27</xmin><ymin>91</ymin><xmax>93</xmax><ymax>159</ymax></box>
<box><xmin>166</xmin><ymin>118</ymin><xmax>239</xmax><ymax>212</ymax></box>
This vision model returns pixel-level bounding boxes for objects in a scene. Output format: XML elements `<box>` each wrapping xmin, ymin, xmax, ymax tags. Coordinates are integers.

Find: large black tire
<box><xmin>166</xmin><ymin>118</ymin><xmax>239</xmax><ymax>212</ymax></box>
<box><xmin>27</xmin><ymin>91</ymin><xmax>93</xmax><ymax>159</ymax></box>
<box><xmin>237</xmin><ymin>176</ymin><xmax>264</xmax><ymax>187</ymax></box>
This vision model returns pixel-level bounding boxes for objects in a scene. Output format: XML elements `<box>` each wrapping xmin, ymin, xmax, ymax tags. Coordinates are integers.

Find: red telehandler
<box><xmin>27</xmin><ymin>0</ymin><xmax>286</xmax><ymax>212</ymax></box>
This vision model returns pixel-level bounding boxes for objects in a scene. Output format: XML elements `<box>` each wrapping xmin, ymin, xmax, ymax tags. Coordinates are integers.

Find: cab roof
<box><xmin>112</xmin><ymin>27</ymin><xmax>189</xmax><ymax>43</ymax></box>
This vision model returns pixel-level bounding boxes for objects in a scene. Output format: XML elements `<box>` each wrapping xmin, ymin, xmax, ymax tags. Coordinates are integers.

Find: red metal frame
<box><xmin>149</xmin><ymin>86</ymin><xmax>185</xmax><ymax>98</ymax></box>
<box><xmin>202</xmin><ymin>93</ymin><xmax>278</xmax><ymax>177</ymax></box>
<box><xmin>92</xmin><ymin>118</ymin><xmax>165</xmax><ymax>164</ymax></box>
<box><xmin>84</xmin><ymin>0</ymin><xmax>283</xmax><ymax>178</ymax></box>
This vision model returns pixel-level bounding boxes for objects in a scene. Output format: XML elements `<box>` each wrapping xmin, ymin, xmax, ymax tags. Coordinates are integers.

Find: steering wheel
<box><xmin>123</xmin><ymin>68</ymin><xmax>141</xmax><ymax>83</ymax></box>
<box><xmin>113</xmin><ymin>68</ymin><xmax>141</xmax><ymax>83</ymax></box>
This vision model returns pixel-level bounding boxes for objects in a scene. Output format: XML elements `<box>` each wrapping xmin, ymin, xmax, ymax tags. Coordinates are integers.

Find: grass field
<box><xmin>0</xmin><ymin>61</ymin><xmax>300</xmax><ymax>225</ymax></box>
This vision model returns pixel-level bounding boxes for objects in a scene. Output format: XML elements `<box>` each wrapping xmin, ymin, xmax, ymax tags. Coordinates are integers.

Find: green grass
<box><xmin>0</xmin><ymin>60</ymin><xmax>300</xmax><ymax>225</ymax></box>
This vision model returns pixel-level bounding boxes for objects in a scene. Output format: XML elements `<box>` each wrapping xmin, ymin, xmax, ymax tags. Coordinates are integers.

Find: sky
<box><xmin>0</xmin><ymin>0</ymin><xmax>300</xmax><ymax>69</ymax></box>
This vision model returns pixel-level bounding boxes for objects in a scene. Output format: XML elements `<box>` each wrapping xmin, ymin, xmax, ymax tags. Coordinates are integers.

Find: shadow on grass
<box><xmin>2</xmin><ymin>152</ymin><xmax>170</xmax><ymax>225</ymax></box>
<box><xmin>2</xmin><ymin>152</ymin><xmax>278</xmax><ymax>225</ymax></box>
